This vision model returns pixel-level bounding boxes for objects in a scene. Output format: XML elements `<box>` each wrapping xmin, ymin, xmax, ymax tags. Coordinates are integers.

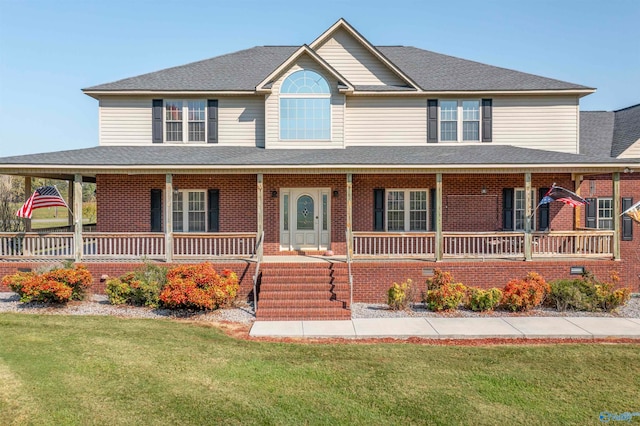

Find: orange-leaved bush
<box><xmin>501</xmin><ymin>272</ymin><xmax>549</xmax><ymax>312</ymax></box>
<box><xmin>2</xmin><ymin>265</ymin><xmax>92</xmax><ymax>303</ymax></box>
<box><xmin>159</xmin><ymin>263</ymin><xmax>239</xmax><ymax>310</ymax></box>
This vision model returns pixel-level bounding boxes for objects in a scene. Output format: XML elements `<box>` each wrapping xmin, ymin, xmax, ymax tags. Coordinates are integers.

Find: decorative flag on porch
<box><xmin>537</xmin><ymin>185</ymin><xmax>588</xmax><ymax>208</ymax></box>
<box><xmin>16</xmin><ymin>186</ymin><xmax>69</xmax><ymax>219</ymax></box>
<box><xmin>622</xmin><ymin>200</ymin><xmax>640</xmax><ymax>224</ymax></box>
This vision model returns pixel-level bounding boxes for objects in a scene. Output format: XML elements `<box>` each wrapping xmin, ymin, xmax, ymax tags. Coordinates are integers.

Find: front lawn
<box><xmin>0</xmin><ymin>314</ymin><xmax>638</xmax><ymax>425</ymax></box>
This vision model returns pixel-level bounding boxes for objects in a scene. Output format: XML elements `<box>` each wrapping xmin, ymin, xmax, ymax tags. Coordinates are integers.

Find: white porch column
<box><xmin>24</xmin><ymin>177</ymin><xmax>32</xmax><ymax>232</ymax></box>
<box><xmin>435</xmin><ymin>173</ymin><xmax>443</xmax><ymax>261</ymax></box>
<box><xmin>257</xmin><ymin>173</ymin><xmax>263</xmax><ymax>241</ymax></box>
<box><xmin>165</xmin><ymin>174</ymin><xmax>173</xmax><ymax>263</ymax></box>
<box><xmin>524</xmin><ymin>172</ymin><xmax>532</xmax><ymax>261</ymax></box>
<box><xmin>346</xmin><ymin>173</ymin><xmax>353</xmax><ymax>253</ymax></box>
<box><xmin>613</xmin><ymin>172</ymin><xmax>621</xmax><ymax>260</ymax></box>
<box><xmin>73</xmin><ymin>174</ymin><xmax>83</xmax><ymax>262</ymax></box>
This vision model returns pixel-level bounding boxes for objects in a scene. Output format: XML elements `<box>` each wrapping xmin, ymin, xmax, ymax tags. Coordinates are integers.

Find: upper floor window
<box><xmin>280</xmin><ymin>70</ymin><xmax>331</xmax><ymax>140</ymax></box>
<box><xmin>165</xmin><ymin>100</ymin><xmax>206</xmax><ymax>142</ymax></box>
<box><xmin>439</xmin><ymin>100</ymin><xmax>481</xmax><ymax>142</ymax></box>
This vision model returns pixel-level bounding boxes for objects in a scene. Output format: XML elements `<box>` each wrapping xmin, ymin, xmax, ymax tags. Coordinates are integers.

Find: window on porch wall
<box><xmin>172</xmin><ymin>190</ymin><xmax>206</xmax><ymax>232</ymax></box>
<box><xmin>514</xmin><ymin>188</ymin><xmax>536</xmax><ymax>231</ymax></box>
<box><xmin>386</xmin><ymin>190</ymin><xmax>428</xmax><ymax>231</ymax></box>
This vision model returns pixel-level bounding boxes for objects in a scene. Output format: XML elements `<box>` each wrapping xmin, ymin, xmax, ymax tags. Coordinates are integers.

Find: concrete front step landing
<box><xmin>256</xmin><ymin>262</ymin><xmax>351</xmax><ymax>321</ymax></box>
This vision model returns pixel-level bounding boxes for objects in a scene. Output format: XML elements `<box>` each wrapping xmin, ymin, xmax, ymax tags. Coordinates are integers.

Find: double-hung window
<box><xmin>597</xmin><ymin>198</ymin><xmax>613</xmax><ymax>229</ymax></box>
<box><xmin>165</xmin><ymin>100</ymin><xmax>206</xmax><ymax>142</ymax></box>
<box><xmin>386</xmin><ymin>190</ymin><xmax>429</xmax><ymax>231</ymax></box>
<box><xmin>439</xmin><ymin>100</ymin><xmax>481</xmax><ymax>142</ymax></box>
<box><xmin>172</xmin><ymin>190</ymin><xmax>206</xmax><ymax>232</ymax></box>
<box><xmin>514</xmin><ymin>188</ymin><xmax>536</xmax><ymax>231</ymax></box>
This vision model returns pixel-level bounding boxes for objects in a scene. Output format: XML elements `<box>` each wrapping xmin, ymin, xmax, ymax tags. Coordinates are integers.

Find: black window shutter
<box><xmin>585</xmin><ymin>198</ymin><xmax>597</xmax><ymax>228</ymax></box>
<box><xmin>152</xmin><ymin>99</ymin><xmax>163</xmax><ymax>144</ymax></box>
<box><xmin>373</xmin><ymin>189</ymin><xmax>385</xmax><ymax>231</ymax></box>
<box><xmin>430</xmin><ymin>188</ymin><xmax>436</xmax><ymax>231</ymax></box>
<box><xmin>622</xmin><ymin>197</ymin><xmax>633</xmax><ymax>240</ymax></box>
<box><xmin>208</xmin><ymin>189</ymin><xmax>219</xmax><ymax>232</ymax></box>
<box><xmin>427</xmin><ymin>99</ymin><xmax>438</xmax><ymax>143</ymax></box>
<box><xmin>150</xmin><ymin>189</ymin><xmax>162</xmax><ymax>232</ymax></box>
<box><xmin>482</xmin><ymin>99</ymin><xmax>492</xmax><ymax>142</ymax></box>
<box><xmin>208</xmin><ymin>100</ymin><xmax>218</xmax><ymax>144</ymax></box>
<box><xmin>502</xmin><ymin>188</ymin><xmax>514</xmax><ymax>231</ymax></box>
<box><xmin>538</xmin><ymin>188</ymin><xmax>550</xmax><ymax>231</ymax></box>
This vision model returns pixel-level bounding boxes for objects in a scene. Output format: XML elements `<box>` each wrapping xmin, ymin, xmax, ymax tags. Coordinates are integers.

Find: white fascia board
<box><xmin>349</xmin><ymin>89</ymin><xmax>596</xmax><ymax>97</ymax></box>
<box><xmin>83</xmin><ymin>90</ymin><xmax>256</xmax><ymax>99</ymax></box>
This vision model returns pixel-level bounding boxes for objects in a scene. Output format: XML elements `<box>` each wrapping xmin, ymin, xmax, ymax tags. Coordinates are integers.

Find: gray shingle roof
<box><xmin>611</xmin><ymin>104</ymin><xmax>640</xmax><ymax>157</ymax></box>
<box><xmin>84</xmin><ymin>45</ymin><xmax>591</xmax><ymax>93</ymax></box>
<box><xmin>1</xmin><ymin>145</ymin><xmax>636</xmax><ymax>170</ymax></box>
<box><xmin>579</xmin><ymin>111</ymin><xmax>614</xmax><ymax>157</ymax></box>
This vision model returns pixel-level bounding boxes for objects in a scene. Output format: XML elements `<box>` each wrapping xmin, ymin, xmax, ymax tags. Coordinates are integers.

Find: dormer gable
<box><xmin>256</xmin><ymin>45</ymin><xmax>353</xmax><ymax>93</ymax></box>
<box><xmin>310</xmin><ymin>18</ymin><xmax>420</xmax><ymax>90</ymax></box>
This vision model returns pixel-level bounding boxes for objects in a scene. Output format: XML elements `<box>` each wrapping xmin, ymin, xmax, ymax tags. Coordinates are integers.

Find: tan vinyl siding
<box><xmin>100</xmin><ymin>96</ymin><xmax>264</xmax><ymax>147</ymax></box>
<box><xmin>492</xmin><ymin>96</ymin><xmax>579</xmax><ymax>153</ymax></box>
<box><xmin>99</xmin><ymin>97</ymin><xmax>152</xmax><ymax>145</ymax></box>
<box><xmin>218</xmin><ymin>96</ymin><xmax>264</xmax><ymax>147</ymax></box>
<box><xmin>345</xmin><ymin>97</ymin><xmax>427</xmax><ymax>146</ymax></box>
<box><xmin>618</xmin><ymin>139</ymin><xmax>640</xmax><ymax>158</ymax></box>
<box><xmin>265</xmin><ymin>55</ymin><xmax>344</xmax><ymax>149</ymax></box>
<box><xmin>315</xmin><ymin>28</ymin><xmax>405</xmax><ymax>86</ymax></box>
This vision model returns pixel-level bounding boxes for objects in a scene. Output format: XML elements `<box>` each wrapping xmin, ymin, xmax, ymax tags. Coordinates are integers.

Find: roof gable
<box><xmin>613</xmin><ymin>104</ymin><xmax>640</xmax><ymax>158</ymax></box>
<box><xmin>311</xmin><ymin>20</ymin><xmax>416</xmax><ymax>89</ymax></box>
<box><xmin>256</xmin><ymin>45</ymin><xmax>353</xmax><ymax>92</ymax></box>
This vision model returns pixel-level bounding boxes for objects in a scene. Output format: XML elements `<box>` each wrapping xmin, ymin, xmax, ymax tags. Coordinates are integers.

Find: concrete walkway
<box><xmin>250</xmin><ymin>317</ymin><xmax>640</xmax><ymax>339</ymax></box>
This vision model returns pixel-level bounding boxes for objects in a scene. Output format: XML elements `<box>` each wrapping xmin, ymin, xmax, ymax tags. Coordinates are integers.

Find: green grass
<box><xmin>1</xmin><ymin>314</ymin><xmax>638</xmax><ymax>425</ymax></box>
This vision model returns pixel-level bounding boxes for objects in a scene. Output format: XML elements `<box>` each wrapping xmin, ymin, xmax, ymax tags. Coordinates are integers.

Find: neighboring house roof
<box><xmin>611</xmin><ymin>103</ymin><xmax>640</xmax><ymax>157</ymax></box>
<box><xmin>83</xmin><ymin>46</ymin><xmax>591</xmax><ymax>93</ymax></box>
<box><xmin>1</xmin><ymin>145</ymin><xmax>637</xmax><ymax>171</ymax></box>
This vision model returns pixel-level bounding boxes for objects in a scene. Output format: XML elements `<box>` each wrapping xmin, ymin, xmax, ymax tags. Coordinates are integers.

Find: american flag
<box><xmin>16</xmin><ymin>186</ymin><xmax>69</xmax><ymax>219</ymax></box>
<box><xmin>538</xmin><ymin>185</ymin><xmax>588</xmax><ymax>208</ymax></box>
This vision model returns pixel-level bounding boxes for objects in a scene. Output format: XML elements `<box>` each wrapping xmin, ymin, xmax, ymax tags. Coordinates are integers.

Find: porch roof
<box><xmin>0</xmin><ymin>144</ymin><xmax>637</xmax><ymax>173</ymax></box>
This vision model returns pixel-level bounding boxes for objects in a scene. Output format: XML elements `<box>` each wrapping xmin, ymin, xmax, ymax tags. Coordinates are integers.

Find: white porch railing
<box><xmin>173</xmin><ymin>232</ymin><xmax>256</xmax><ymax>258</ymax></box>
<box><xmin>532</xmin><ymin>231</ymin><xmax>614</xmax><ymax>257</ymax></box>
<box><xmin>353</xmin><ymin>232</ymin><xmax>436</xmax><ymax>257</ymax></box>
<box><xmin>82</xmin><ymin>233</ymin><xmax>166</xmax><ymax>259</ymax></box>
<box><xmin>0</xmin><ymin>232</ymin><xmax>74</xmax><ymax>258</ymax></box>
<box><xmin>443</xmin><ymin>232</ymin><xmax>524</xmax><ymax>258</ymax></box>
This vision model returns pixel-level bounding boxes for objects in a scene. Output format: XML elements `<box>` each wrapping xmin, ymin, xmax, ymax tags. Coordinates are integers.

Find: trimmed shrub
<box><xmin>159</xmin><ymin>263</ymin><xmax>239</xmax><ymax>310</ymax></box>
<box><xmin>424</xmin><ymin>283</ymin><xmax>467</xmax><ymax>312</ymax></box>
<box><xmin>501</xmin><ymin>272</ymin><xmax>549</xmax><ymax>312</ymax></box>
<box><xmin>425</xmin><ymin>269</ymin><xmax>455</xmax><ymax>291</ymax></box>
<box><xmin>105</xmin><ymin>263</ymin><xmax>168</xmax><ymax>308</ymax></box>
<box><xmin>2</xmin><ymin>265</ymin><xmax>92</xmax><ymax>304</ymax></box>
<box><xmin>467</xmin><ymin>288</ymin><xmax>503</xmax><ymax>312</ymax></box>
<box><xmin>387</xmin><ymin>279</ymin><xmax>414</xmax><ymax>311</ymax></box>
<box><xmin>548</xmin><ymin>271</ymin><xmax>631</xmax><ymax>312</ymax></box>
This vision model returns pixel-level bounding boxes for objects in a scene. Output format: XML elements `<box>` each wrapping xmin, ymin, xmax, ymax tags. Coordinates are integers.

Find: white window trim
<box><xmin>437</xmin><ymin>99</ymin><xmax>482</xmax><ymax>143</ymax></box>
<box><xmin>597</xmin><ymin>197</ymin><xmax>613</xmax><ymax>230</ymax></box>
<box><xmin>164</xmin><ymin>100</ymin><xmax>207</xmax><ymax>144</ymax></box>
<box><xmin>172</xmin><ymin>189</ymin><xmax>207</xmax><ymax>233</ymax></box>
<box><xmin>514</xmin><ymin>188</ymin><xmax>536</xmax><ymax>231</ymax></box>
<box><xmin>278</xmin><ymin>69</ymin><xmax>332</xmax><ymax>142</ymax></box>
<box><xmin>385</xmin><ymin>189</ymin><xmax>430</xmax><ymax>232</ymax></box>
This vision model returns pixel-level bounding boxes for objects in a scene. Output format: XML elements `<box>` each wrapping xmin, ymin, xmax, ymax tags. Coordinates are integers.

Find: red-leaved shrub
<box><xmin>2</xmin><ymin>265</ymin><xmax>92</xmax><ymax>303</ymax></box>
<box><xmin>159</xmin><ymin>263</ymin><xmax>239</xmax><ymax>310</ymax></box>
<box><xmin>501</xmin><ymin>272</ymin><xmax>550</xmax><ymax>312</ymax></box>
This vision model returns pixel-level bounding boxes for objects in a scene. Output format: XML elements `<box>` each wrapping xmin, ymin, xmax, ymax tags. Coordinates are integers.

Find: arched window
<box><xmin>280</xmin><ymin>70</ymin><xmax>331</xmax><ymax>140</ymax></box>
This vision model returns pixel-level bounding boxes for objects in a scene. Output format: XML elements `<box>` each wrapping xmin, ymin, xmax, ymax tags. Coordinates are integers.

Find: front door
<box><xmin>280</xmin><ymin>188</ymin><xmax>330</xmax><ymax>251</ymax></box>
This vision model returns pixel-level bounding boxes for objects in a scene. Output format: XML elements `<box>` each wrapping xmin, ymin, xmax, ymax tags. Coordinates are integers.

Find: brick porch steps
<box><xmin>256</xmin><ymin>262</ymin><xmax>351</xmax><ymax>321</ymax></box>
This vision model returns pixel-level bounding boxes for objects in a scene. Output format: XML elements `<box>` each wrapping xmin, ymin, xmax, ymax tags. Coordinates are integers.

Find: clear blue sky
<box><xmin>1</xmin><ymin>0</ymin><xmax>639</xmax><ymax>157</ymax></box>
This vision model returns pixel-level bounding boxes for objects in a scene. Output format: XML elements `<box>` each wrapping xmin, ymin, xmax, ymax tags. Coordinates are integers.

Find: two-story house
<box><xmin>1</xmin><ymin>19</ymin><xmax>639</xmax><ymax>320</ymax></box>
